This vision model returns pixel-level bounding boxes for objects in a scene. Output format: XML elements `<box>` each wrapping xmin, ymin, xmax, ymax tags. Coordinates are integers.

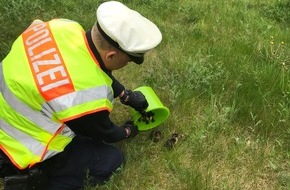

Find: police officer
<box><xmin>0</xmin><ymin>1</ymin><xmax>162</xmax><ymax>189</ymax></box>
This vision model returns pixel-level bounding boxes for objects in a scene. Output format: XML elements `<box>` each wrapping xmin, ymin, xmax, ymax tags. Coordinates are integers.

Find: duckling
<box><xmin>149</xmin><ymin>130</ymin><xmax>162</xmax><ymax>142</ymax></box>
<box><xmin>164</xmin><ymin>133</ymin><xmax>184</xmax><ymax>149</ymax></box>
<box><xmin>138</xmin><ymin>111</ymin><xmax>155</xmax><ymax>124</ymax></box>
<box><xmin>164</xmin><ymin>137</ymin><xmax>177</xmax><ymax>149</ymax></box>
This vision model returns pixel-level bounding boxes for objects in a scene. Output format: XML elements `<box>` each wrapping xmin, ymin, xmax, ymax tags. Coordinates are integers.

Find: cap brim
<box><xmin>128</xmin><ymin>54</ymin><xmax>144</xmax><ymax>64</ymax></box>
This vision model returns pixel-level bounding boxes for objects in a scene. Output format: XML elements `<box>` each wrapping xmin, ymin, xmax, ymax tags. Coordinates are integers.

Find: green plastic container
<box><xmin>131</xmin><ymin>86</ymin><xmax>170</xmax><ymax>131</ymax></box>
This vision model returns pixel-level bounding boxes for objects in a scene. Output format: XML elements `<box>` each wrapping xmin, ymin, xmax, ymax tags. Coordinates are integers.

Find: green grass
<box><xmin>1</xmin><ymin>0</ymin><xmax>290</xmax><ymax>189</ymax></box>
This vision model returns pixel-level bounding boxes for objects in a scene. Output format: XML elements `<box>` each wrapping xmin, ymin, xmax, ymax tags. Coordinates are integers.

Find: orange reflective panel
<box><xmin>22</xmin><ymin>21</ymin><xmax>75</xmax><ymax>101</ymax></box>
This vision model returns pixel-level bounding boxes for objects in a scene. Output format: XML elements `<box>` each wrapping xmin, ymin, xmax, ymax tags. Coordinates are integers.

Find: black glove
<box><xmin>122</xmin><ymin>121</ymin><xmax>139</xmax><ymax>138</ymax></box>
<box><xmin>120</xmin><ymin>90</ymin><xmax>149</xmax><ymax>115</ymax></box>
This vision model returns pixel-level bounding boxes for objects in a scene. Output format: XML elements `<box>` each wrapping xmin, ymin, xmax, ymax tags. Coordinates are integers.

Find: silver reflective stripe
<box><xmin>0</xmin><ymin>118</ymin><xmax>43</xmax><ymax>156</ymax></box>
<box><xmin>42</xmin><ymin>85</ymin><xmax>114</xmax><ymax>114</ymax></box>
<box><xmin>0</xmin><ymin>63</ymin><xmax>62</xmax><ymax>134</ymax></box>
<box><xmin>0</xmin><ymin>62</ymin><xmax>75</xmax><ymax>160</ymax></box>
<box><xmin>42</xmin><ymin>124</ymin><xmax>73</xmax><ymax>160</ymax></box>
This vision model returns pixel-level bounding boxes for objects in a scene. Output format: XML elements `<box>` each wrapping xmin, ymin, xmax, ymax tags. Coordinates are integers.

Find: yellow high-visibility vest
<box><xmin>0</xmin><ymin>19</ymin><xmax>114</xmax><ymax>169</ymax></box>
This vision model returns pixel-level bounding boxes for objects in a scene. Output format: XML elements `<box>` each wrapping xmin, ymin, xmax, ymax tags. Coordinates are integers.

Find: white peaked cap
<box><xmin>96</xmin><ymin>1</ymin><xmax>162</xmax><ymax>64</ymax></box>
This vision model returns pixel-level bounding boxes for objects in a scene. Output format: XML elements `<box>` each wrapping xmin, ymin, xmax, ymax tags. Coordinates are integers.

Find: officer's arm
<box><xmin>65</xmin><ymin>111</ymin><xmax>128</xmax><ymax>143</ymax></box>
<box><xmin>108</xmin><ymin>72</ymin><xmax>125</xmax><ymax>98</ymax></box>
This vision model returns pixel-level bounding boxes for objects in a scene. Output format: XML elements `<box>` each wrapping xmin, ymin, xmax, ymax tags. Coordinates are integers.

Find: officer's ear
<box><xmin>105</xmin><ymin>50</ymin><xmax>117</xmax><ymax>62</ymax></box>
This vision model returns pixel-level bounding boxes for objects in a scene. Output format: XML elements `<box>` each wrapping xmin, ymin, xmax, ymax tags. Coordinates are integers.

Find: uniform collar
<box><xmin>85</xmin><ymin>30</ymin><xmax>109</xmax><ymax>72</ymax></box>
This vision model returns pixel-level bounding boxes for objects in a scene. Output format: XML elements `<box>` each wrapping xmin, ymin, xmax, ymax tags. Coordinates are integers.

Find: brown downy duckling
<box><xmin>149</xmin><ymin>130</ymin><xmax>163</xmax><ymax>143</ymax></box>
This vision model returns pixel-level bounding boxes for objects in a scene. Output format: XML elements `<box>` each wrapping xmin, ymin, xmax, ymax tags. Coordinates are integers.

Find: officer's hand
<box><xmin>120</xmin><ymin>90</ymin><xmax>149</xmax><ymax>116</ymax></box>
<box><xmin>122</xmin><ymin>121</ymin><xmax>139</xmax><ymax>138</ymax></box>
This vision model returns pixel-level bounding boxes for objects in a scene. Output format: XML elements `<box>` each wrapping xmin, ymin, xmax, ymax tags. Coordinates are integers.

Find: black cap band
<box><xmin>96</xmin><ymin>23</ymin><xmax>144</xmax><ymax>64</ymax></box>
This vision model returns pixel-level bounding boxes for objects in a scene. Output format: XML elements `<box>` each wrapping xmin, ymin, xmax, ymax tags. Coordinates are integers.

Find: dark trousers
<box><xmin>40</xmin><ymin>136</ymin><xmax>124</xmax><ymax>190</ymax></box>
